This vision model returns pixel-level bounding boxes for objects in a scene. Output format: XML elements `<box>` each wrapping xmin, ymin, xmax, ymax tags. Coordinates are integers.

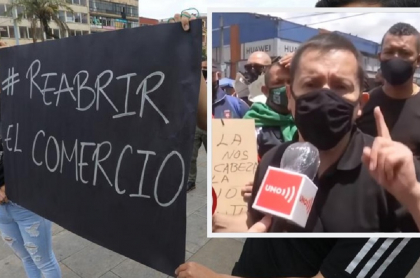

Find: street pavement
<box><xmin>0</xmin><ymin>147</ymin><xmax>244</xmax><ymax>278</ymax></box>
<box><xmin>1</xmin><ymin>147</ymin><xmax>420</xmax><ymax>277</ymax></box>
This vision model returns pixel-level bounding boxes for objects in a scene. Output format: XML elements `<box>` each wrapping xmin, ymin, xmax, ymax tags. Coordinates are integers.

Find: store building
<box><xmin>139</xmin><ymin>16</ymin><xmax>158</xmax><ymax>26</ymax></box>
<box><xmin>212</xmin><ymin>12</ymin><xmax>420</xmax><ymax>84</ymax></box>
<box><xmin>0</xmin><ymin>0</ymin><xmax>90</xmax><ymax>46</ymax></box>
<box><xmin>89</xmin><ymin>0</ymin><xmax>139</xmax><ymax>33</ymax></box>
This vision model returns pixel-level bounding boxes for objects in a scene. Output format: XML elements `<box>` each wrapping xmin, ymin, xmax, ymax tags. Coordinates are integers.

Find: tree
<box><xmin>9</xmin><ymin>0</ymin><xmax>72</xmax><ymax>43</ymax></box>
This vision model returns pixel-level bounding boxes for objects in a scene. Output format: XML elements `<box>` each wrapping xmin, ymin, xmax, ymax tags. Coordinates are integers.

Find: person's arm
<box><xmin>196</xmin><ymin>73</ymin><xmax>207</xmax><ymax>131</ymax></box>
<box><xmin>238</xmin><ymin>99</ymin><xmax>250</xmax><ymax>118</ymax></box>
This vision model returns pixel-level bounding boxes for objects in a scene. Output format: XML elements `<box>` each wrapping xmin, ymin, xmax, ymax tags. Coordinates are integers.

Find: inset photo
<box><xmin>211</xmin><ymin>10</ymin><xmax>420</xmax><ymax>234</ymax></box>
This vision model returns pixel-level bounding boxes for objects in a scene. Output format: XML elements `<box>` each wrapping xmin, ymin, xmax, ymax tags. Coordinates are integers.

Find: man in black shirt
<box><xmin>357</xmin><ymin>23</ymin><xmax>420</xmax><ymax>159</ymax></box>
<box><xmin>245</xmin><ymin>32</ymin><xmax>418</xmax><ymax>232</ymax></box>
<box><xmin>176</xmin><ymin>238</ymin><xmax>420</xmax><ymax>278</ymax></box>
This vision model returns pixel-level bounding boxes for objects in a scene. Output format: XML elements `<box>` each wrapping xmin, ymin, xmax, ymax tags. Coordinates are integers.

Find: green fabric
<box><xmin>244</xmin><ymin>102</ymin><xmax>297</xmax><ymax>142</ymax></box>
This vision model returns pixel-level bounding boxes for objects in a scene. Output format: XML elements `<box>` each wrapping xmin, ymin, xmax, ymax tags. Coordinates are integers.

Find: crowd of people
<box><xmin>197</xmin><ymin>17</ymin><xmax>420</xmax><ymax>278</ymax></box>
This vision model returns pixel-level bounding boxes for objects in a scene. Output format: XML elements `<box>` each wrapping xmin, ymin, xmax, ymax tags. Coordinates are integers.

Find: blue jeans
<box><xmin>0</xmin><ymin>202</ymin><xmax>61</xmax><ymax>278</ymax></box>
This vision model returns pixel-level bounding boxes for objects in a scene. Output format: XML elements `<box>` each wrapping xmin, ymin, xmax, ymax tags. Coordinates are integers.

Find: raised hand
<box><xmin>362</xmin><ymin>107</ymin><xmax>420</xmax><ymax>207</ymax></box>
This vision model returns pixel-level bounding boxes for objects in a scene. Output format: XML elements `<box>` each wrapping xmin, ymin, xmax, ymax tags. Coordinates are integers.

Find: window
<box><xmin>52</xmin><ymin>29</ymin><xmax>60</xmax><ymax>38</ymax></box>
<box><xmin>66</xmin><ymin>13</ymin><xmax>74</xmax><ymax>22</ymax></box>
<box><xmin>80</xmin><ymin>0</ymin><xmax>87</xmax><ymax>5</ymax></box>
<box><xmin>66</xmin><ymin>0</ymin><xmax>72</xmax><ymax>3</ymax></box>
<box><xmin>8</xmin><ymin>26</ymin><xmax>14</xmax><ymax>38</ymax></box>
<box><xmin>83</xmin><ymin>30</ymin><xmax>89</xmax><ymax>35</ymax></box>
<box><xmin>0</xmin><ymin>27</ymin><xmax>8</xmax><ymax>38</ymax></box>
<box><xmin>72</xmin><ymin>0</ymin><xmax>80</xmax><ymax>4</ymax></box>
<box><xmin>34</xmin><ymin>27</ymin><xmax>43</xmax><ymax>40</ymax></box>
<box><xmin>59</xmin><ymin>11</ymin><xmax>66</xmax><ymax>22</ymax></box>
<box><xmin>81</xmin><ymin>13</ymin><xmax>87</xmax><ymax>24</ymax></box>
<box><xmin>19</xmin><ymin>26</ymin><xmax>28</xmax><ymax>38</ymax></box>
<box><xmin>16</xmin><ymin>6</ymin><xmax>26</xmax><ymax>18</ymax></box>
<box><xmin>0</xmin><ymin>4</ymin><xmax>6</xmax><ymax>17</ymax></box>
<box><xmin>74</xmin><ymin>12</ymin><xmax>81</xmax><ymax>23</ymax></box>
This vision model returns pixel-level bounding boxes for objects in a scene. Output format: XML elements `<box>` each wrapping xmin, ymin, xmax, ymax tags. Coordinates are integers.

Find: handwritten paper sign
<box><xmin>0</xmin><ymin>20</ymin><xmax>202</xmax><ymax>276</ymax></box>
<box><xmin>212</xmin><ymin>119</ymin><xmax>258</xmax><ymax>215</ymax></box>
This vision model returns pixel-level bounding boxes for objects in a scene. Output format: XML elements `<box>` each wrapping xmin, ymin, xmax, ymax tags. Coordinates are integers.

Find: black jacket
<box><xmin>256</xmin><ymin>126</ymin><xmax>284</xmax><ymax>159</ymax></box>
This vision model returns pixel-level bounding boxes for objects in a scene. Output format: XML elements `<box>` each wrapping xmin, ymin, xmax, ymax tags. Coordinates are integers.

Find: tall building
<box><xmin>89</xmin><ymin>0</ymin><xmax>139</xmax><ymax>33</ymax></box>
<box><xmin>0</xmin><ymin>0</ymin><xmax>90</xmax><ymax>46</ymax></box>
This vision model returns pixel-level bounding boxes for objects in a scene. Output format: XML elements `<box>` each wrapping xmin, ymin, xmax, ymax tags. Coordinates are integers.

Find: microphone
<box><xmin>252</xmin><ymin>142</ymin><xmax>320</xmax><ymax>228</ymax></box>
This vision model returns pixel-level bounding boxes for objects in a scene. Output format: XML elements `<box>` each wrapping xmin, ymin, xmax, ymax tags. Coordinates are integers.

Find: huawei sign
<box><xmin>299</xmin><ymin>195</ymin><xmax>314</xmax><ymax>215</ymax></box>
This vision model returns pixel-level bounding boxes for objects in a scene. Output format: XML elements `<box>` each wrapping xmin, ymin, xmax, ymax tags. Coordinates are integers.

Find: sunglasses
<box><xmin>244</xmin><ymin>63</ymin><xmax>266</xmax><ymax>73</ymax></box>
<box><xmin>202</xmin><ymin>69</ymin><xmax>207</xmax><ymax>80</ymax></box>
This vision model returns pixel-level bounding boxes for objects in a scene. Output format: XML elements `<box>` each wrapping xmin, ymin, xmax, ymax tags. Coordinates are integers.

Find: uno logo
<box><xmin>299</xmin><ymin>196</ymin><xmax>314</xmax><ymax>215</ymax></box>
<box><xmin>265</xmin><ymin>185</ymin><xmax>295</xmax><ymax>203</ymax></box>
<box><xmin>212</xmin><ymin>187</ymin><xmax>217</xmax><ymax>215</ymax></box>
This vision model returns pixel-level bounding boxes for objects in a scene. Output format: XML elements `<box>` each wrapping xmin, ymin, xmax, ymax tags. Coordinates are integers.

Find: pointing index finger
<box><xmin>374</xmin><ymin>106</ymin><xmax>391</xmax><ymax>139</ymax></box>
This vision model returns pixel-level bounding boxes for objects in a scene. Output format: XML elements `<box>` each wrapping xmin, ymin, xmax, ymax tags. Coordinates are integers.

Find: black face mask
<box><xmin>293</xmin><ymin>89</ymin><xmax>356</xmax><ymax>151</ymax></box>
<box><xmin>380</xmin><ymin>57</ymin><xmax>415</xmax><ymax>86</ymax></box>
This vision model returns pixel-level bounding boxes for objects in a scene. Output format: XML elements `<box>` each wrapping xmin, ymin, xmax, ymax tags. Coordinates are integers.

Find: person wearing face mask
<box><xmin>240</xmin><ymin>51</ymin><xmax>272</xmax><ymax>106</ymax></box>
<box><xmin>357</xmin><ymin>22</ymin><xmax>420</xmax><ymax>159</ymax></box>
<box><xmin>212</xmin><ymin>59</ymin><xmax>249</xmax><ymax>119</ymax></box>
<box><xmin>243</xmin><ymin>32</ymin><xmax>419</xmax><ymax>233</ymax></box>
<box><xmin>186</xmin><ymin>56</ymin><xmax>208</xmax><ymax>192</ymax></box>
<box><xmin>243</xmin><ymin>62</ymin><xmax>297</xmax><ymax>160</ymax></box>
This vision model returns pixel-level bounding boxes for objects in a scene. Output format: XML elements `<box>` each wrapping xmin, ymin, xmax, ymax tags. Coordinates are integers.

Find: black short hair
<box><xmin>290</xmin><ymin>32</ymin><xmax>365</xmax><ymax>92</ymax></box>
<box><xmin>315</xmin><ymin>0</ymin><xmax>382</xmax><ymax>7</ymax></box>
<box><xmin>381</xmin><ymin>22</ymin><xmax>420</xmax><ymax>53</ymax></box>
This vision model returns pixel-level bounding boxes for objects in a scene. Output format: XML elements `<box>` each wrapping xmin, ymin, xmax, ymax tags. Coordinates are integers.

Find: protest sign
<box><xmin>0</xmin><ymin>20</ymin><xmax>202</xmax><ymax>276</ymax></box>
<box><xmin>212</xmin><ymin>119</ymin><xmax>258</xmax><ymax>215</ymax></box>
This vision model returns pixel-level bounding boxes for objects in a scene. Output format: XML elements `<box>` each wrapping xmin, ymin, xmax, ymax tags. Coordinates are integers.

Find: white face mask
<box><xmin>248</xmin><ymin>74</ymin><xmax>267</xmax><ymax>103</ymax></box>
<box><xmin>234</xmin><ymin>72</ymin><xmax>250</xmax><ymax>98</ymax></box>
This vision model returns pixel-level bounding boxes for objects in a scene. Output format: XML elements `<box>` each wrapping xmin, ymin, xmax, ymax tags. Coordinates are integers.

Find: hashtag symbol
<box><xmin>2</xmin><ymin>67</ymin><xmax>20</xmax><ymax>96</ymax></box>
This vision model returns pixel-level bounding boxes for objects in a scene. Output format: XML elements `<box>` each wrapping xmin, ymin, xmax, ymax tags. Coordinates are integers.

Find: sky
<box><xmin>138</xmin><ymin>0</ymin><xmax>318</xmax><ymax>19</ymax></box>
<box><xmin>268</xmin><ymin>12</ymin><xmax>420</xmax><ymax>43</ymax></box>
<box><xmin>138</xmin><ymin>0</ymin><xmax>420</xmax><ymax>43</ymax></box>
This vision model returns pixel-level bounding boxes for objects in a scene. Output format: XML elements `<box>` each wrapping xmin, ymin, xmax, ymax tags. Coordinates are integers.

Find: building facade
<box><xmin>89</xmin><ymin>0</ymin><xmax>139</xmax><ymax>33</ymax></box>
<box><xmin>212</xmin><ymin>12</ymin><xmax>420</xmax><ymax>84</ymax></box>
<box><xmin>0</xmin><ymin>0</ymin><xmax>90</xmax><ymax>46</ymax></box>
<box><xmin>139</xmin><ymin>16</ymin><xmax>158</xmax><ymax>26</ymax></box>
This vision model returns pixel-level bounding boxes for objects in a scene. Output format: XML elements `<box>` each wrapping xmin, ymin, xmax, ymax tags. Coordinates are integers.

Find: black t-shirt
<box><xmin>256</xmin><ymin>126</ymin><xmax>284</xmax><ymax>159</ymax></box>
<box><xmin>249</xmin><ymin>127</ymin><xmax>418</xmax><ymax>232</ymax></box>
<box><xmin>357</xmin><ymin>86</ymin><xmax>420</xmax><ymax>159</ymax></box>
<box><xmin>232</xmin><ymin>238</ymin><xmax>420</xmax><ymax>278</ymax></box>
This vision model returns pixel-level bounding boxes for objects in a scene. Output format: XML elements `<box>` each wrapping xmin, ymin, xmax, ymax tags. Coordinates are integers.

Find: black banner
<box><xmin>0</xmin><ymin>20</ymin><xmax>202</xmax><ymax>276</ymax></box>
